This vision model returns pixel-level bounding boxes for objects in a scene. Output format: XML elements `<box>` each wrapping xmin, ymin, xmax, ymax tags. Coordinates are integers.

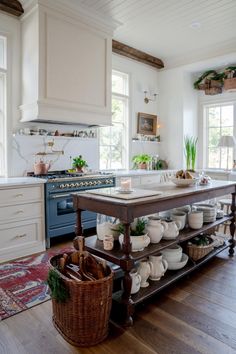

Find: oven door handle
<box><xmin>50</xmin><ymin>194</ymin><xmax>72</xmax><ymax>199</ymax></box>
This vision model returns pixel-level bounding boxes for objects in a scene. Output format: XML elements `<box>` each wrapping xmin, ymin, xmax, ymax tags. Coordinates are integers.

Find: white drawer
<box><xmin>0</xmin><ymin>186</ymin><xmax>42</xmax><ymax>206</ymax></box>
<box><xmin>0</xmin><ymin>219</ymin><xmax>43</xmax><ymax>255</ymax></box>
<box><xmin>0</xmin><ymin>202</ymin><xmax>43</xmax><ymax>223</ymax></box>
<box><xmin>140</xmin><ymin>175</ymin><xmax>160</xmax><ymax>185</ymax></box>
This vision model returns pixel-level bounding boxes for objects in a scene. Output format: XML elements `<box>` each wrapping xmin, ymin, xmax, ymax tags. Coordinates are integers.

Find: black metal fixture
<box><xmin>144</xmin><ymin>90</ymin><xmax>157</xmax><ymax>104</ymax></box>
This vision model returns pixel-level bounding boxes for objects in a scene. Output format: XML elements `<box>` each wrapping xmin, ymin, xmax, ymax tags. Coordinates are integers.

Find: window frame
<box><xmin>204</xmin><ymin>101</ymin><xmax>236</xmax><ymax>170</ymax></box>
<box><xmin>0</xmin><ymin>35</ymin><xmax>7</xmax><ymax>177</ymax></box>
<box><xmin>99</xmin><ymin>69</ymin><xmax>130</xmax><ymax>170</ymax></box>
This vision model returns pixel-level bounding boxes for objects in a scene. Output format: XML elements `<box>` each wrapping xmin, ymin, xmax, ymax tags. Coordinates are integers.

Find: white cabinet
<box><xmin>140</xmin><ymin>175</ymin><xmax>161</xmax><ymax>185</ymax></box>
<box><xmin>20</xmin><ymin>0</ymin><xmax>116</xmax><ymax>126</ymax></box>
<box><xmin>0</xmin><ymin>185</ymin><xmax>45</xmax><ymax>263</ymax></box>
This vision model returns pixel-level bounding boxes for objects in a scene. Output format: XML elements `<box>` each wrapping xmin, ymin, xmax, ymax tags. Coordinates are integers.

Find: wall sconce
<box><xmin>144</xmin><ymin>90</ymin><xmax>157</xmax><ymax>104</ymax></box>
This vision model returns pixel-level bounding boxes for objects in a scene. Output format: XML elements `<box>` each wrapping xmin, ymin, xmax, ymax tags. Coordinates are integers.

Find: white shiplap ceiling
<box><xmin>78</xmin><ymin>0</ymin><xmax>236</xmax><ymax>68</ymax></box>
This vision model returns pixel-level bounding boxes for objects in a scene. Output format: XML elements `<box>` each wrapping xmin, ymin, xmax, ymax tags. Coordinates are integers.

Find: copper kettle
<box><xmin>34</xmin><ymin>159</ymin><xmax>51</xmax><ymax>175</ymax></box>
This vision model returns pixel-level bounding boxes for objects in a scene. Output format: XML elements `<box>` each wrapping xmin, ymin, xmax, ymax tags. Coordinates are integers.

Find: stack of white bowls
<box><xmin>194</xmin><ymin>204</ymin><xmax>216</xmax><ymax>223</ymax></box>
<box><xmin>161</xmin><ymin>245</ymin><xmax>189</xmax><ymax>270</ymax></box>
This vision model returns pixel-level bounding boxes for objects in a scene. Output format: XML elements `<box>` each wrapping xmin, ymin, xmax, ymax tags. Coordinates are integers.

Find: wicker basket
<box><xmin>50</xmin><ymin>254</ymin><xmax>113</xmax><ymax>347</ymax></box>
<box><xmin>187</xmin><ymin>238</ymin><xmax>214</xmax><ymax>261</ymax></box>
<box><xmin>204</xmin><ymin>79</ymin><xmax>222</xmax><ymax>95</ymax></box>
<box><xmin>224</xmin><ymin>78</ymin><xmax>236</xmax><ymax>91</ymax></box>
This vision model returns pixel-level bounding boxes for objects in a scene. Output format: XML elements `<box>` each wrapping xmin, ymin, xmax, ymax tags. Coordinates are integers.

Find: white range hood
<box><xmin>20</xmin><ymin>0</ymin><xmax>118</xmax><ymax>126</ymax></box>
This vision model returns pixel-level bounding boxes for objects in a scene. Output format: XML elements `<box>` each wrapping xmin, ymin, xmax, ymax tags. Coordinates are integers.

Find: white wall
<box><xmin>11</xmin><ymin>135</ymin><xmax>99</xmax><ymax>176</ymax></box>
<box><xmin>112</xmin><ymin>54</ymin><xmax>161</xmax><ymax>167</ymax></box>
<box><xmin>157</xmin><ymin>67</ymin><xmax>198</xmax><ymax>169</ymax></box>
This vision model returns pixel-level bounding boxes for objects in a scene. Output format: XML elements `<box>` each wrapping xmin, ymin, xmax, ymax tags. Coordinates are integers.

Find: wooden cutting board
<box><xmin>87</xmin><ymin>188</ymin><xmax>163</xmax><ymax>200</ymax></box>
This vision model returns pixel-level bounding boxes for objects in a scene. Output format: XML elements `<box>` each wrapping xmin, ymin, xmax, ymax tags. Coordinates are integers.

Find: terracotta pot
<box><xmin>138</xmin><ymin>163</ymin><xmax>147</xmax><ymax>169</ymax></box>
<box><xmin>75</xmin><ymin>167</ymin><xmax>83</xmax><ymax>173</ymax></box>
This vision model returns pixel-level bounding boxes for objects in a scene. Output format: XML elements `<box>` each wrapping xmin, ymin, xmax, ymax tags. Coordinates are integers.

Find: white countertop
<box><xmin>0</xmin><ymin>177</ymin><xmax>47</xmax><ymax>187</ymax></box>
<box><xmin>106</xmin><ymin>169</ymin><xmax>176</xmax><ymax>177</ymax></box>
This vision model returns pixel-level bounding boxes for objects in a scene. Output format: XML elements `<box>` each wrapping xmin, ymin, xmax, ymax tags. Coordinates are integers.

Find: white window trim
<box><xmin>99</xmin><ymin>69</ymin><xmax>130</xmax><ymax>170</ymax></box>
<box><xmin>202</xmin><ymin>101</ymin><xmax>236</xmax><ymax>170</ymax></box>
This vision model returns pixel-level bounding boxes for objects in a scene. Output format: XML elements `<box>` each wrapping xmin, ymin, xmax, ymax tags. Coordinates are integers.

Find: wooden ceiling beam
<box><xmin>112</xmin><ymin>39</ymin><xmax>164</xmax><ymax>69</ymax></box>
<box><xmin>0</xmin><ymin>0</ymin><xmax>24</xmax><ymax>17</ymax></box>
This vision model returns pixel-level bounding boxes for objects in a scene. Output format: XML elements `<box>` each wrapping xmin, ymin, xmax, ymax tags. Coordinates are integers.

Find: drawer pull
<box><xmin>15</xmin><ymin>233</ymin><xmax>27</xmax><ymax>239</ymax></box>
<box><xmin>15</xmin><ymin>193</ymin><xmax>24</xmax><ymax>198</ymax></box>
<box><xmin>16</xmin><ymin>210</ymin><xmax>24</xmax><ymax>214</ymax></box>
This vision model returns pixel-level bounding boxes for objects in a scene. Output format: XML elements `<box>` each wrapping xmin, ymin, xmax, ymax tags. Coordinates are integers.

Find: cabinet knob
<box><xmin>15</xmin><ymin>233</ymin><xmax>27</xmax><ymax>239</ymax></box>
<box><xmin>15</xmin><ymin>193</ymin><xmax>23</xmax><ymax>198</ymax></box>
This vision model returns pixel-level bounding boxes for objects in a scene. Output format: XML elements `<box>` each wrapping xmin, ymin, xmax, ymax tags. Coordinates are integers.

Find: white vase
<box><xmin>148</xmin><ymin>254</ymin><xmax>168</xmax><ymax>281</ymax></box>
<box><xmin>146</xmin><ymin>217</ymin><xmax>168</xmax><ymax>243</ymax></box>
<box><xmin>137</xmin><ymin>259</ymin><xmax>151</xmax><ymax>288</ymax></box>
<box><xmin>130</xmin><ymin>269</ymin><xmax>142</xmax><ymax>294</ymax></box>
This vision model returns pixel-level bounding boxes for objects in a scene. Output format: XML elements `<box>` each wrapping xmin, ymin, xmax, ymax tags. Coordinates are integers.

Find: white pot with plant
<box><xmin>118</xmin><ymin>218</ymin><xmax>150</xmax><ymax>252</ymax></box>
<box><xmin>184</xmin><ymin>136</ymin><xmax>198</xmax><ymax>172</ymax></box>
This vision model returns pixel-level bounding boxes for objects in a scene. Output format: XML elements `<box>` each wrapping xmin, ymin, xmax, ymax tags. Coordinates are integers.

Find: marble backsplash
<box><xmin>11</xmin><ymin>135</ymin><xmax>99</xmax><ymax>176</ymax></box>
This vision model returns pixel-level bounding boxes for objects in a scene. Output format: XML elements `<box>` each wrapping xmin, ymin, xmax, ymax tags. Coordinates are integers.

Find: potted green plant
<box><xmin>72</xmin><ymin>155</ymin><xmax>88</xmax><ymax>172</ymax></box>
<box><xmin>132</xmin><ymin>154</ymin><xmax>152</xmax><ymax>169</ymax></box>
<box><xmin>184</xmin><ymin>136</ymin><xmax>198</xmax><ymax>172</ymax></box>
<box><xmin>118</xmin><ymin>218</ymin><xmax>150</xmax><ymax>252</ymax></box>
<box><xmin>193</xmin><ymin>70</ymin><xmax>224</xmax><ymax>95</ymax></box>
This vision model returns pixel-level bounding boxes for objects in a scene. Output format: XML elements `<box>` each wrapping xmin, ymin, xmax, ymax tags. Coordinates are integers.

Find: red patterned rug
<box><xmin>0</xmin><ymin>247</ymin><xmax>72</xmax><ymax>320</ymax></box>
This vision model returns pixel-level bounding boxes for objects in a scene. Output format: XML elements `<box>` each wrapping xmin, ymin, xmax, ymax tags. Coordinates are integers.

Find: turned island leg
<box><xmin>229</xmin><ymin>192</ymin><xmax>236</xmax><ymax>257</ymax></box>
<box><xmin>120</xmin><ymin>223</ymin><xmax>135</xmax><ymax>326</ymax></box>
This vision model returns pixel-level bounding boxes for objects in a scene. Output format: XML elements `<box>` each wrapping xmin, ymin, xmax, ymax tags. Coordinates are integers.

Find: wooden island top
<box><xmin>73</xmin><ymin>180</ymin><xmax>236</xmax><ymax>222</ymax></box>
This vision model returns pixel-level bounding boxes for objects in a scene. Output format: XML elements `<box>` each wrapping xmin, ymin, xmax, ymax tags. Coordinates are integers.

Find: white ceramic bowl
<box><xmin>161</xmin><ymin>245</ymin><xmax>183</xmax><ymax>263</ymax></box>
<box><xmin>171</xmin><ymin>177</ymin><xmax>197</xmax><ymax>187</ymax></box>
<box><xmin>167</xmin><ymin>253</ymin><xmax>189</xmax><ymax>270</ymax></box>
<box><xmin>119</xmin><ymin>233</ymin><xmax>150</xmax><ymax>252</ymax></box>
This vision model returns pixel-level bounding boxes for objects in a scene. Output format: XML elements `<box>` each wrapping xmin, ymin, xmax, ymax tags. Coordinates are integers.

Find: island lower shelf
<box><xmin>85</xmin><ymin>216</ymin><xmax>232</xmax><ymax>265</ymax></box>
<box><xmin>112</xmin><ymin>242</ymin><xmax>229</xmax><ymax>306</ymax></box>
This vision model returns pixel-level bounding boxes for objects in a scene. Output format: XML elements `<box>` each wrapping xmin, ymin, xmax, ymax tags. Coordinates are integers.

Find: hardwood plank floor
<box><xmin>1</xmin><ymin>246</ymin><xmax>236</xmax><ymax>353</ymax></box>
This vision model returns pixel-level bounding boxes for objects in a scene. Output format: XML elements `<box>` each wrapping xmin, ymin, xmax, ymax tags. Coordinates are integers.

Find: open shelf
<box><xmin>85</xmin><ymin>216</ymin><xmax>232</xmax><ymax>265</ymax></box>
<box><xmin>113</xmin><ymin>242</ymin><xmax>229</xmax><ymax>305</ymax></box>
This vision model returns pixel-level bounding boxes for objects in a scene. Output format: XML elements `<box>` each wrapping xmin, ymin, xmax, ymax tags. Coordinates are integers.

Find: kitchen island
<box><xmin>73</xmin><ymin>180</ymin><xmax>236</xmax><ymax>326</ymax></box>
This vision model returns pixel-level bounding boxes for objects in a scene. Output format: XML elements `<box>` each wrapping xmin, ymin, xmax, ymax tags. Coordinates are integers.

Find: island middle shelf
<box><xmin>85</xmin><ymin>215</ymin><xmax>232</xmax><ymax>266</ymax></box>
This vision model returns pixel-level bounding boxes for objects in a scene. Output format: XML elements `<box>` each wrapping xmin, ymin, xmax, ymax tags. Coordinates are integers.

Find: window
<box><xmin>99</xmin><ymin>70</ymin><xmax>129</xmax><ymax>169</ymax></box>
<box><xmin>0</xmin><ymin>35</ymin><xmax>6</xmax><ymax>176</ymax></box>
<box><xmin>205</xmin><ymin>103</ymin><xmax>235</xmax><ymax>169</ymax></box>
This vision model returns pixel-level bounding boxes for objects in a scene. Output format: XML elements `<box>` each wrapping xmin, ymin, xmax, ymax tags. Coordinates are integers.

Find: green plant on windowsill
<box><xmin>132</xmin><ymin>154</ymin><xmax>152</xmax><ymax>169</ymax></box>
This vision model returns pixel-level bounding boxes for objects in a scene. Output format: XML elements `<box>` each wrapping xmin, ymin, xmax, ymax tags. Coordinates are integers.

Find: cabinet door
<box><xmin>140</xmin><ymin>175</ymin><xmax>161</xmax><ymax>185</ymax></box>
<box><xmin>45</xmin><ymin>13</ymin><xmax>111</xmax><ymax>124</ymax></box>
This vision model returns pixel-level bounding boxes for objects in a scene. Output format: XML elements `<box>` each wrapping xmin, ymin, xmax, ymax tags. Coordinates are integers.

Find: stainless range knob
<box><xmin>59</xmin><ymin>184</ymin><xmax>66</xmax><ymax>189</ymax></box>
<box><xmin>70</xmin><ymin>183</ymin><xmax>75</xmax><ymax>188</ymax></box>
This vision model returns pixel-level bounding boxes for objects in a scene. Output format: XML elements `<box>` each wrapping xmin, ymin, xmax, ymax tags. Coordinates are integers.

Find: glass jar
<box><xmin>96</xmin><ymin>214</ymin><xmax>120</xmax><ymax>241</ymax></box>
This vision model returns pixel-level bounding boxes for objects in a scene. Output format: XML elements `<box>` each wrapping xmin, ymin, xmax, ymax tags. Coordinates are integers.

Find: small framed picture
<box><xmin>137</xmin><ymin>113</ymin><xmax>157</xmax><ymax>136</ymax></box>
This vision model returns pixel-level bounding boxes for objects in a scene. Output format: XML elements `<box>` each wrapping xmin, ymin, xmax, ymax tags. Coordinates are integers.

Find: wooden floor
<box><xmin>1</xmin><ymin>246</ymin><xmax>236</xmax><ymax>353</ymax></box>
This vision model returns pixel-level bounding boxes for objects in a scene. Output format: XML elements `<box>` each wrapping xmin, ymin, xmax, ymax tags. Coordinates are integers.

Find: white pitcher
<box><xmin>130</xmin><ymin>269</ymin><xmax>142</xmax><ymax>294</ymax></box>
<box><xmin>163</xmin><ymin>220</ymin><xmax>181</xmax><ymax>239</ymax></box>
<box><xmin>148</xmin><ymin>254</ymin><xmax>168</xmax><ymax>281</ymax></box>
<box><xmin>137</xmin><ymin>259</ymin><xmax>151</xmax><ymax>288</ymax></box>
<box><xmin>146</xmin><ymin>217</ymin><xmax>168</xmax><ymax>243</ymax></box>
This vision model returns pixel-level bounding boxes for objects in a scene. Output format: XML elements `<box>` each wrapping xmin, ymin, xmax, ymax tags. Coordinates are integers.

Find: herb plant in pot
<box><xmin>72</xmin><ymin>155</ymin><xmax>88</xmax><ymax>173</ymax></box>
<box><xmin>184</xmin><ymin>136</ymin><xmax>198</xmax><ymax>172</ymax></box>
<box><xmin>132</xmin><ymin>154</ymin><xmax>152</xmax><ymax>169</ymax></box>
<box><xmin>118</xmin><ymin>218</ymin><xmax>150</xmax><ymax>252</ymax></box>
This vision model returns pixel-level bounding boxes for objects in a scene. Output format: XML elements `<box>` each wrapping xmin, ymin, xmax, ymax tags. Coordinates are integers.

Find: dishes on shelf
<box><xmin>194</xmin><ymin>204</ymin><xmax>216</xmax><ymax>223</ymax></box>
<box><xmin>167</xmin><ymin>253</ymin><xmax>189</xmax><ymax>270</ymax></box>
